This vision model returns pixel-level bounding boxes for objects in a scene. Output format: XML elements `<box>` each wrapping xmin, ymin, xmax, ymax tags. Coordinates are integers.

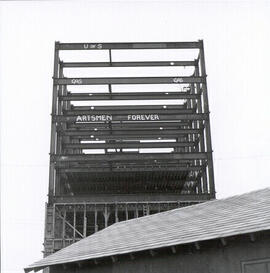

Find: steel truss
<box><xmin>44</xmin><ymin>40</ymin><xmax>215</xmax><ymax>256</ymax></box>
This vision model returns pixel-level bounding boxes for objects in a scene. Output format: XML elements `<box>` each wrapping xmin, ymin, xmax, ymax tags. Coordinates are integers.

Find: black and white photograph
<box><xmin>1</xmin><ymin>1</ymin><xmax>270</xmax><ymax>273</ymax></box>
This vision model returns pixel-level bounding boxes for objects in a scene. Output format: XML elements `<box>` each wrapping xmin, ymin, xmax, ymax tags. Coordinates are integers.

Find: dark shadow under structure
<box><xmin>44</xmin><ymin>40</ymin><xmax>215</xmax><ymax>255</ymax></box>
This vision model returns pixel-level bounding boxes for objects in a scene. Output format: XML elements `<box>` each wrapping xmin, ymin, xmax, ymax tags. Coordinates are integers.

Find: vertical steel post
<box><xmin>43</xmin><ymin>203</ymin><xmax>49</xmax><ymax>257</ymax></box>
<box><xmin>194</xmin><ymin>65</ymin><xmax>208</xmax><ymax>193</ymax></box>
<box><xmin>104</xmin><ymin>204</ymin><xmax>108</xmax><ymax>228</ymax></box>
<box><xmin>125</xmin><ymin>204</ymin><xmax>128</xmax><ymax>220</ymax></box>
<box><xmin>62</xmin><ymin>207</ymin><xmax>66</xmax><ymax>247</ymax></box>
<box><xmin>190</xmin><ymin>82</ymin><xmax>202</xmax><ymax>194</ymax></box>
<box><xmin>115</xmin><ymin>204</ymin><xmax>119</xmax><ymax>223</ymax></box>
<box><xmin>48</xmin><ymin>42</ymin><xmax>60</xmax><ymax>203</ymax></box>
<box><xmin>198</xmin><ymin>40</ymin><xmax>215</xmax><ymax>197</ymax></box>
<box><xmin>94</xmin><ymin>205</ymin><xmax>98</xmax><ymax>232</ymax></box>
<box><xmin>83</xmin><ymin>204</ymin><xmax>87</xmax><ymax>237</ymax></box>
<box><xmin>55</xmin><ymin>64</ymin><xmax>63</xmax><ymax>196</ymax></box>
<box><xmin>52</xmin><ymin>204</ymin><xmax>56</xmax><ymax>251</ymax></box>
<box><xmin>135</xmin><ymin>204</ymin><xmax>139</xmax><ymax>218</ymax></box>
<box><xmin>73</xmin><ymin>207</ymin><xmax>76</xmax><ymax>240</ymax></box>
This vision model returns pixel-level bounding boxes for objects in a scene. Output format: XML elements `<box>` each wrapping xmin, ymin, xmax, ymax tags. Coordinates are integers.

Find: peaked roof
<box><xmin>25</xmin><ymin>188</ymin><xmax>270</xmax><ymax>272</ymax></box>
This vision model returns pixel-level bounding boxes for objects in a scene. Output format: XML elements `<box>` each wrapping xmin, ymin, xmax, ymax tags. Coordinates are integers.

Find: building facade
<box><xmin>26</xmin><ymin>188</ymin><xmax>270</xmax><ymax>273</ymax></box>
<box><xmin>49</xmin><ymin>235</ymin><xmax>270</xmax><ymax>273</ymax></box>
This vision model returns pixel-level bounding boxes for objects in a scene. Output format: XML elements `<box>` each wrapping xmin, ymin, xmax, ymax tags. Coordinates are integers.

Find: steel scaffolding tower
<box><xmin>44</xmin><ymin>40</ymin><xmax>215</xmax><ymax>256</ymax></box>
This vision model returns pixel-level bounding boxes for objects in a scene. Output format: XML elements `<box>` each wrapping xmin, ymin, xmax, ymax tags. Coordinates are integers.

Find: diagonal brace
<box><xmin>55</xmin><ymin>207</ymin><xmax>84</xmax><ymax>238</ymax></box>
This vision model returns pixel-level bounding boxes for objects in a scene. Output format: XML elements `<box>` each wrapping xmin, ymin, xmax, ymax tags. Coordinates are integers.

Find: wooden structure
<box><xmin>44</xmin><ymin>41</ymin><xmax>215</xmax><ymax>255</ymax></box>
<box><xmin>26</xmin><ymin>188</ymin><xmax>270</xmax><ymax>273</ymax></box>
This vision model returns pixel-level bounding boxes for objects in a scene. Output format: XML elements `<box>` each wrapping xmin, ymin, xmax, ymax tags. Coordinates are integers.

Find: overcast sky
<box><xmin>1</xmin><ymin>1</ymin><xmax>270</xmax><ymax>273</ymax></box>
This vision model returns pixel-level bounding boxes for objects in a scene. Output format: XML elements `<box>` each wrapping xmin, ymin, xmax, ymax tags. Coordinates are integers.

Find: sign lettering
<box><xmin>173</xmin><ymin>77</ymin><xmax>184</xmax><ymax>83</ymax></box>
<box><xmin>71</xmin><ymin>79</ymin><xmax>83</xmax><ymax>84</ymax></box>
<box><xmin>127</xmin><ymin>114</ymin><xmax>160</xmax><ymax>121</ymax></box>
<box><xmin>75</xmin><ymin>114</ymin><xmax>160</xmax><ymax>123</ymax></box>
<box><xmin>76</xmin><ymin>115</ymin><xmax>113</xmax><ymax>123</ymax></box>
<box><xmin>83</xmin><ymin>43</ymin><xmax>103</xmax><ymax>49</ymax></box>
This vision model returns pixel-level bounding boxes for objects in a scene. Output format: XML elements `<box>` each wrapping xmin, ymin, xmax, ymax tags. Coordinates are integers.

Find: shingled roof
<box><xmin>25</xmin><ymin>188</ymin><xmax>270</xmax><ymax>272</ymax></box>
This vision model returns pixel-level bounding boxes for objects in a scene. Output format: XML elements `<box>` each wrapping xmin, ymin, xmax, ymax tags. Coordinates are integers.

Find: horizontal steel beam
<box><xmin>52</xmin><ymin>193</ymin><xmax>211</xmax><ymax>204</ymax></box>
<box><xmin>56</xmin><ymin>161</ymin><xmax>203</xmax><ymax>169</ymax></box>
<box><xmin>60</xmin><ymin>128</ymin><xmax>201</xmax><ymax>137</ymax></box>
<box><xmin>54</xmin><ymin>113</ymin><xmax>208</xmax><ymax>122</ymax></box>
<box><xmin>68</xmin><ymin>121</ymin><xmax>193</xmax><ymax>129</ymax></box>
<box><xmin>58</xmin><ymin>41</ymin><xmax>202</xmax><ymax>50</ymax></box>
<box><xmin>52</xmin><ymin>152</ymin><xmax>208</xmax><ymax>162</ymax></box>
<box><xmin>54</xmin><ymin>76</ymin><xmax>204</xmax><ymax>85</ymax></box>
<box><xmin>67</xmin><ymin>134</ymin><xmax>187</xmax><ymax>141</ymax></box>
<box><xmin>70</xmin><ymin>105</ymin><xmax>187</xmax><ymax>111</ymax></box>
<box><xmin>56</xmin><ymin>160</ymin><xmax>203</xmax><ymax>168</ymax></box>
<box><xmin>53</xmin><ymin>202</ymin><xmax>184</xmax><ymax>207</ymax></box>
<box><xmin>63</xmin><ymin>141</ymin><xmax>196</xmax><ymax>149</ymax></box>
<box><xmin>59</xmin><ymin>92</ymin><xmax>200</xmax><ymax>101</ymax></box>
<box><xmin>53</xmin><ymin>200</ymin><xmax>189</xmax><ymax>206</ymax></box>
<box><xmin>56</xmin><ymin>161</ymin><xmax>199</xmax><ymax>168</ymax></box>
<box><xmin>65</xmin><ymin>176</ymin><xmax>198</xmax><ymax>183</ymax></box>
<box><xmin>57</xmin><ymin>165</ymin><xmax>204</xmax><ymax>173</ymax></box>
<box><xmin>61</xmin><ymin>128</ymin><xmax>201</xmax><ymax>134</ymax></box>
<box><xmin>63</xmin><ymin>108</ymin><xmax>196</xmax><ymax>115</ymax></box>
<box><xmin>61</xmin><ymin>61</ymin><xmax>197</xmax><ymax>68</ymax></box>
<box><xmin>63</xmin><ymin>108</ymin><xmax>196</xmax><ymax>116</ymax></box>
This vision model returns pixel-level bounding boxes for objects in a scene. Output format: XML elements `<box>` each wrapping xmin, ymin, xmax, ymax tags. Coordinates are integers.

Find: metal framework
<box><xmin>44</xmin><ymin>40</ymin><xmax>215</xmax><ymax>256</ymax></box>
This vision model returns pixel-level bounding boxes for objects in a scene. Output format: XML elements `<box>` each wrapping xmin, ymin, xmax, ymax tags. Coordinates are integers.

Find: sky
<box><xmin>0</xmin><ymin>1</ymin><xmax>270</xmax><ymax>273</ymax></box>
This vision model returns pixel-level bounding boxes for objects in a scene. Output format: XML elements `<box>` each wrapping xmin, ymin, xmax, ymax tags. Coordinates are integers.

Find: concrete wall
<box><xmin>51</xmin><ymin>234</ymin><xmax>270</xmax><ymax>273</ymax></box>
